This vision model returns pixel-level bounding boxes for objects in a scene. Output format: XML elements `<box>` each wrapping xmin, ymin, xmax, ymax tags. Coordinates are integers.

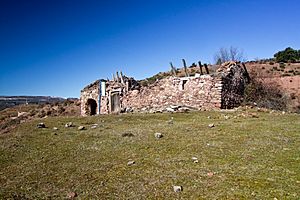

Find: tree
<box><xmin>214</xmin><ymin>46</ymin><xmax>245</xmax><ymax>64</ymax></box>
<box><xmin>274</xmin><ymin>47</ymin><xmax>299</xmax><ymax>63</ymax></box>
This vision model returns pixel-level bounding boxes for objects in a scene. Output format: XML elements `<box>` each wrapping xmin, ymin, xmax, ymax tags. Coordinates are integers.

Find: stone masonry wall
<box><xmin>80</xmin><ymin>80</ymin><xmax>100</xmax><ymax>116</ymax></box>
<box><xmin>80</xmin><ymin>62</ymin><xmax>249</xmax><ymax>115</ymax></box>
<box><xmin>121</xmin><ymin>75</ymin><xmax>223</xmax><ymax>111</ymax></box>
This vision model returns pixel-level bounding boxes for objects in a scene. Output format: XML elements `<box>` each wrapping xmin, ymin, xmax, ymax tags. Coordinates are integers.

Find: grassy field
<box><xmin>0</xmin><ymin>109</ymin><xmax>299</xmax><ymax>199</ymax></box>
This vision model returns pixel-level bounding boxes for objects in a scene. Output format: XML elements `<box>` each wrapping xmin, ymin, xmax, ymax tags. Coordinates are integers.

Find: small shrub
<box><xmin>273</xmin><ymin>66</ymin><xmax>278</xmax><ymax>71</ymax></box>
<box><xmin>269</xmin><ymin>61</ymin><xmax>275</xmax><ymax>65</ymax></box>
<box><xmin>244</xmin><ymin>72</ymin><xmax>288</xmax><ymax>111</ymax></box>
<box><xmin>279</xmin><ymin>62</ymin><xmax>286</xmax><ymax>69</ymax></box>
<box><xmin>290</xmin><ymin>93</ymin><xmax>296</xmax><ymax>100</ymax></box>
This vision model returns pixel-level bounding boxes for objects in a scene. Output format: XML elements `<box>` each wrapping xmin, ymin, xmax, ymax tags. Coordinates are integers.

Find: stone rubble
<box><xmin>37</xmin><ymin>123</ymin><xmax>46</xmax><ymax>128</ymax></box>
<box><xmin>65</xmin><ymin>122</ymin><xmax>74</xmax><ymax>128</ymax></box>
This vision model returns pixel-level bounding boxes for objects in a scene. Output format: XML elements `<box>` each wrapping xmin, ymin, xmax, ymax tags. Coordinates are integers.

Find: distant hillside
<box><xmin>0</xmin><ymin>99</ymin><xmax>80</xmax><ymax>134</ymax></box>
<box><xmin>0</xmin><ymin>96</ymin><xmax>66</xmax><ymax>111</ymax></box>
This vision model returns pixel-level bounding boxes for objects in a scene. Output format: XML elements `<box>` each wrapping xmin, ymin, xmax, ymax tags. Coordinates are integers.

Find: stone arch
<box><xmin>85</xmin><ymin>98</ymin><xmax>97</xmax><ymax>116</ymax></box>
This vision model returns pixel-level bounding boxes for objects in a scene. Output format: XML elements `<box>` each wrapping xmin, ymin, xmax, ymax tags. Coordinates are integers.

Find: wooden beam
<box><xmin>182</xmin><ymin>59</ymin><xmax>189</xmax><ymax>77</ymax></box>
<box><xmin>198</xmin><ymin>61</ymin><xmax>203</xmax><ymax>75</ymax></box>
<box><xmin>204</xmin><ymin>64</ymin><xmax>209</xmax><ymax>74</ymax></box>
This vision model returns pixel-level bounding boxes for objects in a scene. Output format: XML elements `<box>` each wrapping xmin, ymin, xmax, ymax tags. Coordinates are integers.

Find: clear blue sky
<box><xmin>0</xmin><ymin>0</ymin><xmax>299</xmax><ymax>98</ymax></box>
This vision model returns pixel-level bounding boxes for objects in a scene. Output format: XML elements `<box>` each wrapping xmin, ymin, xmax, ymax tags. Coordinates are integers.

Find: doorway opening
<box><xmin>86</xmin><ymin>98</ymin><xmax>97</xmax><ymax>115</ymax></box>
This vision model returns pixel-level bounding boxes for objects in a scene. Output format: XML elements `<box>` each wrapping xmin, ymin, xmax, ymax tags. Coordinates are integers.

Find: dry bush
<box><xmin>244</xmin><ymin>72</ymin><xmax>289</xmax><ymax>111</ymax></box>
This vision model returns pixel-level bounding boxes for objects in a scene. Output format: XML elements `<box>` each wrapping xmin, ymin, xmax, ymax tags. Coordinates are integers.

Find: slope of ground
<box><xmin>245</xmin><ymin>62</ymin><xmax>300</xmax><ymax>111</ymax></box>
<box><xmin>0</xmin><ymin>100</ymin><xmax>80</xmax><ymax>134</ymax></box>
<box><xmin>0</xmin><ymin>109</ymin><xmax>299</xmax><ymax>199</ymax></box>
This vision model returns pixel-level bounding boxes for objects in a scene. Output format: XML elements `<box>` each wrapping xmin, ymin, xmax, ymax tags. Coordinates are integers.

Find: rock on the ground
<box><xmin>90</xmin><ymin>124</ymin><xmax>98</xmax><ymax>129</ymax></box>
<box><xmin>127</xmin><ymin>160</ymin><xmax>135</xmax><ymax>166</ymax></box>
<box><xmin>166</xmin><ymin>107</ymin><xmax>175</xmax><ymax>112</ymax></box>
<box><xmin>67</xmin><ymin>191</ymin><xmax>77</xmax><ymax>199</ymax></box>
<box><xmin>78</xmin><ymin>126</ymin><xmax>85</xmax><ymax>130</ymax></box>
<box><xmin>170</xmin><ymin>105</ymin><xmax>180</xmax><ymax>109</ymax></box>
<box><xmin>192</xmin><ymin>156</ymin><xmax>198</xmax><ymax>163</ymax></box>
<box><xmin>208</xmin><ymin>123</ymin><xmax>215</xmax><ymax>128</ymax></box>
<box><xmin>53</xmin><ymin>127</ymin><xmax>58</xmax><ymax>130</ymax></box>
<box><xmin>154</xmin><ymin>132</ymin><xmax>163</xmax><ymax>138</ymax></box>
<box><xmin>178</xmin><ymin>107</ymin><xmax>190</xmax><ymax>112</ymax></box>
<box><xmin>37</xmin><ymin>123</ymin><xmax>46</xmax><ymax>128</ymax></box>
<box><xmin>125</xmin><ymin>107</ymin><xmax>133</xmax><ymax>113</ymax></box>
<box><xmin>18</xmin><ymin>112</ymin><xmax>27</xmax><ymax>117</ymax></box>
<box><xmin>173</xmin><ymin>185</ymin><xmax>183</xmax><ymax>192</ymax></box>
<box><xmin>65</xmin><ymin>122</ymin><xmax>74</xmax><ymax>127</ymax></box>
<box><xmin>207</xmin><ymin>172</ymin><xmax>214</xmax><ymax>177</ymax></box>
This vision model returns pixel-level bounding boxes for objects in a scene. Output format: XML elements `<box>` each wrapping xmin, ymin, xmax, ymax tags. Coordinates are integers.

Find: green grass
<box><xmin>0</xmin><ymin>110</ymin><xmax>299</xmax><ymax>199</ymax></box>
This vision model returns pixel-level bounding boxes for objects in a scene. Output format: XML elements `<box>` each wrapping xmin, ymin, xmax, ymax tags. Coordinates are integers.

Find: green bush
<box><xmin>274</xmin><ymin>47</ymin><xmax>300</xmax><ymax>63</ymax></box>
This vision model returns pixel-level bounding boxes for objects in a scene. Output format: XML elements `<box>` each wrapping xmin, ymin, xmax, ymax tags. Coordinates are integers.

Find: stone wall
<box><xmin>80</xmin><ymin>61</ymin><xmax>250</xmax><ymax>115</ymax></box>
<box><xmin>80</xmin><ymin>80</ymin><xmax>100</xmax><ymax>116</ymax></box>
<box><xmin>121</xmin><ymin>75</ymin><xmax>223</xmax><ymax>111</ymax></box>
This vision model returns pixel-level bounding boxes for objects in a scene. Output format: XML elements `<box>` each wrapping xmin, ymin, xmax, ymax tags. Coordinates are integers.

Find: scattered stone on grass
<box><xmin>127</xmin><ymin>160</ymin><xmax>135</xmax><ymax>166</ymax></box>
<box><xmin>91</xmin><ymin>124</ymin><xmax>98</xmax><ymax>129</ymax></box>
<box><xmin>53</xmin><ymin>127</ymin><xmax>58</xmax><ymax>130</ymax></box>
<box><xmin>67</xmin><ymin>191</ymin><xmax>77</xmax><ymax>199</ymax></box>
<box><xmin>178</xmin><ymin>107</ymin><xmax>190</xmax><ymax>112</ymax></box>
<box><xmin>208</xmin><ymin>123</ymin><xmax>215</xmax><ymax>128</ymax></box>
<box><xmin>65</xmin><ymin>122</ymin><xmax>74</xmax><ymax>128</ymax></box>
<box><xmin>192</xmin><ymin>157</ymin><xmax>198</xmax><ymax>163</ymax></box>
<box><xmin>154</xmin><ymin>132</ymin><xmax>163</xmax><ymax>138</ymax></box>
<box><xmin>122</xmin><ymin>132</ymin><xmax>134</xmax><ymax>137</ymax></box>
<box><xmin>207</xmin><ymin>172</ymin><xmax>214</xmax><ymax>177</ymax></box>
<box><xmin>78</xmin><ymin>126</ymin><xmax>85</xmax><ymax>130</ymax></box>
<box><xmin>37</xmin><ymin>123</ymin><xmax>46</xmax><ymax>128</ymax></box>
<box><xmin>166</xmin><ymin>107</ymin><xmax>175</xmax><ymax>112</ymax></box>
<box><xmin>192</xmin><ymin>156</ymin><xmax>198</xmax><ymax>161</ymax></box>
<box><xmin>173</xmin><ymin>185</ymin><xmax>183</xmax><ymax>192</ymax></box>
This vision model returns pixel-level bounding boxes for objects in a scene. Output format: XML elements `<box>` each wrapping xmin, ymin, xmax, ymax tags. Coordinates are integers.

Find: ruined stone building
<box><xmin>80</xmin><ymin>61</ymin><xmax>250</xmax><ymax>116</ymax></box>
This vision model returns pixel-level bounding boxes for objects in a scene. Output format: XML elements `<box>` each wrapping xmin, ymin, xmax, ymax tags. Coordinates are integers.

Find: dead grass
<box><xmin>0</xmin><ymin>109</ymin><xmax>299</xmax><ymax>199</ymax></box>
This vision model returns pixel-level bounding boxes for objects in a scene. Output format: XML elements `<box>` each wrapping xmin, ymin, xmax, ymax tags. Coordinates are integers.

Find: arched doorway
<box><xmin>86</xmin><ymin>98</ymin><xmax>97</xmax><ymax>115</ymax></box>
